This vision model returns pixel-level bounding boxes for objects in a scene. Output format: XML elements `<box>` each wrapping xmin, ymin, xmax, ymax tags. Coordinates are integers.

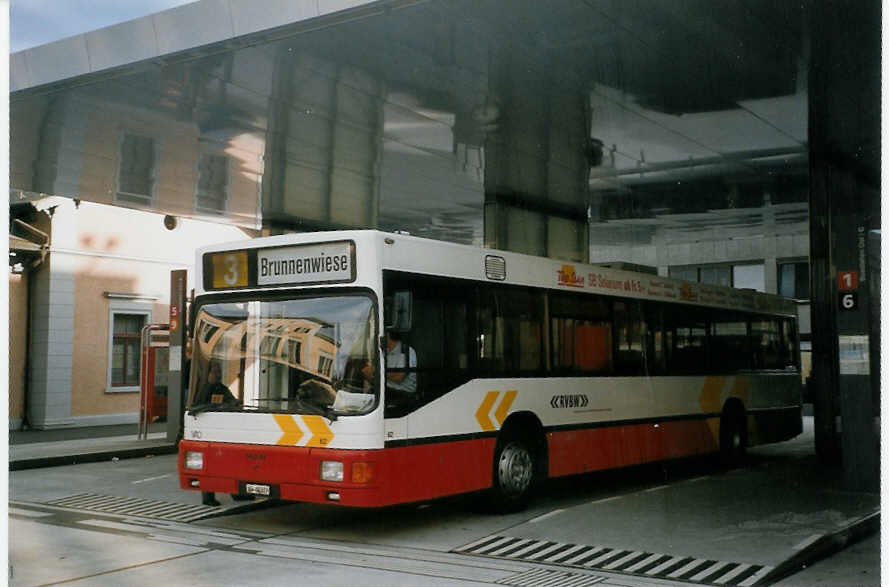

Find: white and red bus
<box><xmin>178</xmin><ymin>230</ymin><xmax>801</xmax><ymax>510</ymax></box>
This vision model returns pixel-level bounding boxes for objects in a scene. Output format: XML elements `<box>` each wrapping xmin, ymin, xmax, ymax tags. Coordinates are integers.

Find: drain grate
<box><xmin>455</xmin><ymin>535</ymin><xmax>774</xmax><ymax>587</ymax></box>
<box><xmin>44</xmin><ymin>493</ymin><xmax>220</xmax><ymax>523</ymax></box>
<box><xmin>496</xmin><ymin>567</ymin><xmax>604</xmax><ymax>586</ymax></box>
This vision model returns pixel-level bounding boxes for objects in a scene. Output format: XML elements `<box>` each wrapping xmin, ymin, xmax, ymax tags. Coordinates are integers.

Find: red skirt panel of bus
<box><xmin>546</xmin><ymin>418</ymin><xmax>719</xmax><ymax>478</ymax></box>
<box><xmin>179</xmin><ymin>437</ymin><xmax>496</xmax><ymax>507</ymax></box>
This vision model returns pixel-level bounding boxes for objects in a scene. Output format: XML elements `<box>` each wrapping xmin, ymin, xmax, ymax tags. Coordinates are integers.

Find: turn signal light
<box><xmin>351</xmin><ymin>462</ymin><xmax>374</xmax><ymax>484</ymax></box>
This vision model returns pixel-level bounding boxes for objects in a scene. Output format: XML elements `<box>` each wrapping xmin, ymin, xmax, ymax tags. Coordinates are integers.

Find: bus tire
<box><xmin>489</xmin><ymin>437</ymin><xmax>535</xmax><ymax>512</ymax></box>
<box><xmin>719</xmin><ymin>404</ymin><xmax>747</xmax><ymax>467</ymax></box>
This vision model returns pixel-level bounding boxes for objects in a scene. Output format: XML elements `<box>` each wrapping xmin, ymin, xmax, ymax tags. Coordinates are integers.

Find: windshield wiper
<box><xmin>187</xmin><ymin>403</ymin><xmax>241</xmax><ymax>416</ymax></box>
<box><xmin>291</xmin><ymin>396</ymin><xmax>338</xmax><ymax>422</ymax></box>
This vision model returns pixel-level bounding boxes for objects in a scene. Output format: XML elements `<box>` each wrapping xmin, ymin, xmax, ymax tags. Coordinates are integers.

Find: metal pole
<box><xmin>167</xmin><ymin>270</ymin><xmax>187</xmax><ymax>443</ymax></box>
<box><xmin>139</xmin><ymin>325</ymin><xmax>150</xmax><ymax>439</ymax></box>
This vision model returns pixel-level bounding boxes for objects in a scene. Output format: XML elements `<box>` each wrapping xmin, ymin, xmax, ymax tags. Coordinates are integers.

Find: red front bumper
<box><xmin>178</xmin><ymin>437</ymin><xmax>496</xmax><ymax>507</ymax></box>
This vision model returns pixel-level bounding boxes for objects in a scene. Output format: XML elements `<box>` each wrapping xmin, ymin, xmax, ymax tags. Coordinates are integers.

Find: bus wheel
<box><xmin>491</xmin><ymin>438</ymin><xmax>535</xmax><ymax>511</ymax></box>
<box><xmin>719</xmin><ymin>406</ymin><xmax>747</xmax><ymax>467</ymax></box>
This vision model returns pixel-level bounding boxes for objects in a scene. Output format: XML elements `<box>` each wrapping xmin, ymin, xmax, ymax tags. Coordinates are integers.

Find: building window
<box><xmin>110</xmin><ymin>313</ymin><xmax>147</xmax><ymax>390</ymax></box>
<box><xmin>778</xmin><ymin>260</ymin><xmax>810</xmax><ymax>299</ymax></box>
<box><xmin>699</xmin><ymin>265</ymin><xmax>732</xmax><ymax>287</ymax></box>
<box><xmin>669</xmin><ymin>263</ymin><xmax>764</xmax><ymax>292</ymax></box>
<box><xmin>318</xmin><ymin>355</ymin><xmax>334</xmax><ymax>378</ymax></box>
<box><xmin>670</xmin><ymin>264</ymin><xmax>731</xmax><ymax>286</ymax></box>
<box><xmin>195</xmin><ymin>153</ymin><xmax>229</xmax><ymax>215</ymax></box>
<box><xmin>669</xmin><ymin>266</ymin><xmax>698</xmax><ymax>282</ymax></box>
<box><xmin>733</xmin><ymin>264</ymin><xmax>765</xmax><ymax>292</ymax></box>
<box><xmin>116</xmin><ymin>133</ymin><xmax>156</xmax><ymax>206</ymax></box>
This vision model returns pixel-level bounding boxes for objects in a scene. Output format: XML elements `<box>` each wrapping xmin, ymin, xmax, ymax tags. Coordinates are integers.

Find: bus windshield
<box><xmin>187</xmin><ymin>294</ymin><xmax>378</xmax><ymax>417</ymax></box>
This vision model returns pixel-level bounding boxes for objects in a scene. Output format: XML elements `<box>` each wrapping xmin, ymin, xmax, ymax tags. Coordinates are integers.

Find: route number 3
<box><xmin>210</xmin><ymin>250</ymin><xmax>248</xmax><ymax>288</ymax></box>
<box><xmin>223</xmin><ymin>254</ymin><xmax>240</xmax><ymax>285</ymax></box>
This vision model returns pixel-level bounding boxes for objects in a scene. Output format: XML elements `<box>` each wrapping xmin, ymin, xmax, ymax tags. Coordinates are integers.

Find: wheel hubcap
<box><xmin>498</xmin><ymin>442</ymin><xmax>533</xmax><ymax>497</ymax></box>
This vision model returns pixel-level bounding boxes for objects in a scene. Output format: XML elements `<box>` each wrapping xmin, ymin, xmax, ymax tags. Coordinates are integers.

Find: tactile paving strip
<box><xmin>454</xmin><ymin>535</ymin><xmax>774</xmax><ymax>586</ymax></box>
<box><xmin>44</xmin><ymin>493</ymin><xmax>220</xmax><ymax>523</ymax></box>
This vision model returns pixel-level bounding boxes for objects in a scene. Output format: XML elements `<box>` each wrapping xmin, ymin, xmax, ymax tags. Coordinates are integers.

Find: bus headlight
<box><xmin>184</xmin><ymin>451</ymin><xmax>204</xmax><ymax>470</ymax></box>
<box><xmin>320</xmin><ymin>461</ymin><xmax>344</xmax><ymax>482</ymax></box>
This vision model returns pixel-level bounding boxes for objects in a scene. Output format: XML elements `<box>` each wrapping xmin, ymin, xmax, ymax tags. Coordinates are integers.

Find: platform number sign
<box><xmin>838</xmin><ymin>270</ymin><xmax>858</xmax><ymax>311</ymax></box>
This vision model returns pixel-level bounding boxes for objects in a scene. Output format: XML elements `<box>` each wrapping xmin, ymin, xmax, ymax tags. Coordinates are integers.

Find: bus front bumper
<box><xmin>178</xmin><ymin>440</ymin><xmax>387</xmax><ymax>507</ymax></box>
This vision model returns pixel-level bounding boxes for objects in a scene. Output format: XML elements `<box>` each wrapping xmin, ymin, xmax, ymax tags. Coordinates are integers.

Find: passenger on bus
<box><xmin>385</xmin><ymin>331</ymin><xmax>417</xmax><ymax>393</ymax></box>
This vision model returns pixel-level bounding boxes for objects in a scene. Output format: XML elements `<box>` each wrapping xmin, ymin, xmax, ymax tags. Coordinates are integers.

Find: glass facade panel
<box><xmin>116</xmin><ymin>134</ymin><xmax>155</xmax><ymax>206</ymax></box>
<box><xmin>779</xmin><ymin>261</ymin><xmax>810</xmax><ymax>299</ymax></box>
<box><xmin>10</xmin><ymin>1</ymin><xmax>809</xmax><ymax>266</ymax></box>
<box><xmin>195</xmin><ymin>153</ymin><xmax>229</xmax><ymax>215</ymax></box>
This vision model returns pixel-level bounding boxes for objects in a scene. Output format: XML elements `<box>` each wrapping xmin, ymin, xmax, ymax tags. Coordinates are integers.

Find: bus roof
<box><xmin>195</xmin><ymin>230</ymin><xmax>799</xmax><ymax>317</ymax></box>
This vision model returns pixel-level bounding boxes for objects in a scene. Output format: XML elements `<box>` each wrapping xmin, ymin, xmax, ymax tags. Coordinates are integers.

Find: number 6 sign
<box><xmin>840</xmin><ymin>292</ymin><xmax>858</xmax><ymax>311</ymax></box>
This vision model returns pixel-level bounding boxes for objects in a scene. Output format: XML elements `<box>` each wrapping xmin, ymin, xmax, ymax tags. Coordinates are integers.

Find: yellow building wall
<box><xmin>62</xmin><ymin>201</ymin><xmax>250</xmax><ymax>419</ymax></box>
<box><xmin>69</xmin><ymin>256</ymin><xmax>170</xmax><ymax>417</ymax></box>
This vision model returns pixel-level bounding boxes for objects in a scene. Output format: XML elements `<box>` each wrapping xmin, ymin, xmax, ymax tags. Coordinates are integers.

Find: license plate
<box><xmin>245</xmin><ymin>483</ymin><xmax>271</xmax><ymax>496</ymax></box>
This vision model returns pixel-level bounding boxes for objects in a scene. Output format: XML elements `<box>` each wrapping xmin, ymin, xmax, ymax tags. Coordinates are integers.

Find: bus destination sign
<box><xmin>257</xmin><ymin>241</ymin><xmax>353</xmax><ymax>286</ymax></box>
<box><xmin>204</xmin><ymin>240</ymin><xmax>354</xmax><ymax>290</ymax></box>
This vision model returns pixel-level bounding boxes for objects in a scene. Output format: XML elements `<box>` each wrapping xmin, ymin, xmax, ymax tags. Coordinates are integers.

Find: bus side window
<box><xmin>613</xmin><ymin>301</ymin><xmax>645</xmax><ymax>374</ymax></box>
<box><xmin>711</xmin><ymin>313</ymin><xmax>749</xmax><ymax>372</ymax></box>
<box><xmin>480</xmin><ymin>287</ymin><xmax>543</xmax><ymax>375</ymax></box>
<box><xmin>780</xmin><ymin>318</ymin><xmax>798</xmax><ymax>369</ymax></box>
<box><xmin>643</xmin><ymin>302</ymin><xmax>665</xmax><ymax>375</ymax></box>
<box><xmin>667</xmin><ymin>308</ymin><xmax>709</xmax><ymax>374</ymax></box>
<box><xmin>550</xmin><ymin>292</ymin><xmax>612</xmax><ymax>375</ymax></box>
<box><xmin>751</xmin><ymin>318</ymin><xmax>781</xmax><ymax>369</ymax></box>
<box><xmin>382</xmin><ymin>271</ymin><xmax>474</xmax><ymax>417</ymax></box>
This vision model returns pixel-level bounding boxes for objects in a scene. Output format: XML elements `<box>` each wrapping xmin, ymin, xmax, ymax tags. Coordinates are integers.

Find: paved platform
<box><xmin>10</xmin><ymin>428</ymin><xmax>177</xmax><ymax>470</ymax></box>
<box><xmin>448</xmin><ymin>417</ymin><xmax>879</xmax><ymax>585</ymax></box>
<box><xmin>8</xmin><ymin>417</ymin><xmax>881</xmax><ymax>585</ymax></box>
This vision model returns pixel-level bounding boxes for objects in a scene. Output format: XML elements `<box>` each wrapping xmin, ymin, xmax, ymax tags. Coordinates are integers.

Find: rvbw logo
<box><xmin>550</xmin><ymin>394</ymin><xmax>589</xmax><ymax>409</ymax></box>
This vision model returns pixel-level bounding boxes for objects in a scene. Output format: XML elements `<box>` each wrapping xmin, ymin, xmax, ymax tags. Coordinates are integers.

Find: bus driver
<box><xmin>198</xmin><ymin>361</ymin><xmax>239</xmax><ymax>407</ymax></box>
<box><xmin>385</xmin><ymin>331</ymin><xmax>416</xmax><ymax>393</ymax></box>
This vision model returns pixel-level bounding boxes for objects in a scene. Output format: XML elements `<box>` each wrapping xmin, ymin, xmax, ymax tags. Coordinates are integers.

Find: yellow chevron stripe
<box><xmin>699</xmin><ymin>376</ymin><xmax>725</xmax><ymax>414</ymax></box>
<box><xmin>475</xmin><ymin>391</ymin><xmax>499</xmax><ymax>431</ymax></box>
<box><xmin>273</xmin><ymin>414</ymin><xmax>303</xmax><ymax>446</ymax></box>
<box><xmin>303</xmin><ymin>415</ymin><xmax>334</xmax><ymax>447</ymax></box>
<box><xmin>494</xmin><ymin>389</ymin><xmax>518</xmax><ymax>426</ymax></box>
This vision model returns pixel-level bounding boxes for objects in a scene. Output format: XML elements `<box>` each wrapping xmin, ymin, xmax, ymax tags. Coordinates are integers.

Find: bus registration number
<box><xmin>245</xmin><ymin>483</ymin><xmax>271</xmax><ymax>496</ymax></box>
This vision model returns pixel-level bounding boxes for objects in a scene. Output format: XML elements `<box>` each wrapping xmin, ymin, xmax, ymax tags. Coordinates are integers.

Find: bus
<box><xmin>178</xmin><ymin>230</ymin><xmax>801</xmax><ymax>510</ymax></box>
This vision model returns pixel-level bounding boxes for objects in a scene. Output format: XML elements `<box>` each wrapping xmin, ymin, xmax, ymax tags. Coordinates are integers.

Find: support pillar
<box><xmin>807</xmin><ymin>0</ymin><xmax>880</xmax><ymax>491</ymax></box>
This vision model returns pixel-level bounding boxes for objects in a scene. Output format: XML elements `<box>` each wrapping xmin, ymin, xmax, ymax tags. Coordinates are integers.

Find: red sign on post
<box><xmin>837</xmin><ymin>270</ymin><xmax>858</xmax><ymax>291</ymax></box>
<box><xmin>170</xmin><ymin>304</ymin><xmax>180</xmax><ymax>333</ymax></box>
